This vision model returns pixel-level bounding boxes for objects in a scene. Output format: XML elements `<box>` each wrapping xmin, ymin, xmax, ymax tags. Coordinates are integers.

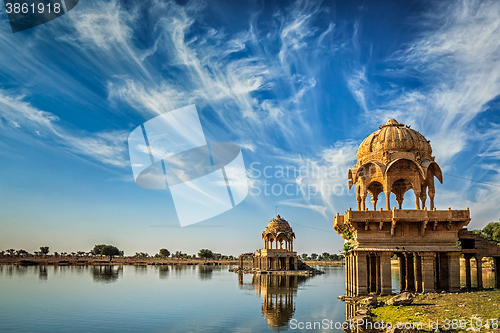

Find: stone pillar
<box><xmin>286</xmin><ymin>258</ymin><xmax>290</xmax><ymax>270</ymax></box>
<box><xmin>421</xmin><ymin>252</ymin><xmax>436</xmax><ymax>293</ymax></box>
<box><xmin>361</xmin><ymin>194</ymin><xmax>366</xmax><ymax>211</ymax></box>
<box><xmin>495</xmin><ymin>257</ymin><xmax>500</xmax><ymax>289</ymax></box>
<box><xmin>385</xmin><ymin>191</ymin><xmax>391</xmax><ymax>211</ymax></box>
<box><xmin>347</xmin><ymin>254</ymin><xmax>354</xmax><ymax>296</ymax></box>
<box><xmin>371</xmin><ymin>195</ymin><xmax>377</xmax><ymax>211</ymax></box>
<box><xmin>448</xmin><ymin>252</ymin><xmax>461</xmax><ymax>292</ymax></box>
<box><xmin>429</xmin><ymin>187</ymin><xmax>435</xmax><ymax>210</ymax></box>
<box><xmin>357</xmin><ymin>189</ymin><xmax>361</xmax><ymax>211</ymax></box>
<box><xmin>294</xmin><ymin>257</ymin><xmax>298</xmax><ymax>271</ymax></box>
<box><xmin>414</xmin><ymin>190</ymin><xmax>421</xmax><ymax>209</ymax></box>
<box><xmin>405</xmin><ymin>253</ymin><xmax>415</xmax><ymax>292</ymax></box>
<box><xmin>366</xmin><ymin>254</ymin><xmax>371</xmax><ymax>292</ymax></box>
<box><xmin>420</xmin><ymin>189</ymin><xmax>427</xmax><ymax>209</ymax></box>
<box><xmin>344</xmin><ymin>256</ymin><xmax>350</xmax><ymax>296</ymax></box>
<box><xmin>399</xmin><ymin>254</ymin><xmax>407</xmax><ymax>291</ymax></box>
<box><xmin>476</xmin><ymin>255</ymin><xmax>483</xmax><ymax>290</ymax></box>
<box><xmin>355</xmin><ymin>252</ymin><xmax>369</xmax><ymax>296</ymax></box>
<box><xmin>465</xmin><ymin>254</ymin><xmax>472</xmax><ymax>290</ymax></box>
<box><xmin>350</xmin><ymin>254</ymin><xmax>355</xmax><ymax>296</ymax></box>
<box><xmin>376</xmin><ymin>254</ymin><xmax>381</xmax><ymax>294</ymax></box>
<box><xmin>414</xmin><ymin>253</ymin><xmax>422</xmax><ymax>293</ymax></box>
<box><xmin>380</xmin><ymin>252</ymin><xmax>392</xmax><ymax>295</ymax></box>
<box><xmin>351</xmin><ymin>254</ymin><xmax>355</xmax><ymax>296</ymax></box>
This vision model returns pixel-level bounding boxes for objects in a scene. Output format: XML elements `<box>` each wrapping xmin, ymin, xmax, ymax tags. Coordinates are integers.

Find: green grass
<box><xmin>370</xmin><ymin>290</ymin><xmax>500</xmax><ymax>332</ymax></box>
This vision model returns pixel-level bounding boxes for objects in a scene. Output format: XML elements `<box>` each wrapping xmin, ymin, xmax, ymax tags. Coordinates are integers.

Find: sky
<box><xmin>1</xmin><ymin>0</ymin><xmax>500</xmax><ymax>256</ymax></box>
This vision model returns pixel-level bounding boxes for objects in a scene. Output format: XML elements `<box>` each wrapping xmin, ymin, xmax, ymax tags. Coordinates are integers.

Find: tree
<box><xmin>322</xmin><ymin>252</ymin><xmax>330</xmax><ymax>261</ymax></box>
<box><xmin>6</xmin><ymin>249</ymin><xmax>15</xmax><ymax>257</ymax></box>
<box><xmin>479</xmin><ymin>222</ymin><xmax>500</xmax><ymax>245</ymax></box>
<box><xmin>40</xmin><ymin>246</ymin><xmax>49</xmax><ymax>256</ymax></box>
<box><xmin>198</xmin><ymin>249</ymin><xmax>214</xmax><ymax>260</ymax></box>
<box><xmin>329</xmin><ymin>254</ymin><xmax>342</xmax><ymax>261</ymax></box>
<box><xmin>92</xmin><ymin>244</ymin><xmax>106</xmax><ymax>257</ymax></box>
<box><xmin>101</xmin><ymin>245</ymin><xmax>120</xmax><ymax>261</ymax></box>
<box><xmin>159</xmin><ymin>248</ymin><xmax>170</xmax><ymax>258</ymax></box>
<box><xmin>300</xmin><ymin>253</ymin><xmax>308</xmax><ymax>260</ymax></box>
<box><xmin>310</xmin><ymin>253</ymin><xmax>318</xmax><ymax>260</ymax></box>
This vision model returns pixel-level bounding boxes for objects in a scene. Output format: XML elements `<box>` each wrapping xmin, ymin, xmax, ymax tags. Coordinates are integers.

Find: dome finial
<box><xmin>385</xmin><ymin>118</ymin><xmax>400</xmax><ymax>126</ymax></box>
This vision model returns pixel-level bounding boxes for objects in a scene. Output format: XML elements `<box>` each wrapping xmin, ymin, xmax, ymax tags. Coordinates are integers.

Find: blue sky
<box><xmin>1</xmin><ymin>0</ymin><xmax>500</xmax><ymax>256</ymax></box>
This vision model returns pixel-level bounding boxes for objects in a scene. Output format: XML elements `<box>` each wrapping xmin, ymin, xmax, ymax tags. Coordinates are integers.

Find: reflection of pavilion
<box><xmin>239</xmin><ymin>273</ymin><xmax>310</xmax><ymax>330</ymax></box>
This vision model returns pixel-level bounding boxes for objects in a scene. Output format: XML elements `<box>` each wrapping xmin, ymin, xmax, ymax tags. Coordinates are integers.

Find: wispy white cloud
<box><xmin>278</xmin><ymin>199</ymin><xmax>328</xmax><ymax>217</ymax></box>
<box><xmin>382</xmin><ymin>0</ymin><xmax>500</xmax><ymax>163</ymax></box>
<box><xmin>0</xmin><ymin>90</ymin><xmax>129</xmax><ymax>167</ymax></box>
<box><xmin>103</xmin><ymin>0</ymin><xmax>334</xmax><ymax>155</ymax></box>
<box><xmin>346</xmin><ymin>67</ymin><xmax>368</xmax><ymax>112</ymax></box>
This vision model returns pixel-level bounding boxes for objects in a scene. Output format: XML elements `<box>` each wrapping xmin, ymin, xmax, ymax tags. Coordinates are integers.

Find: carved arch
<box><xmin>384</xmin><ymin>158</ymin><xmax>425</xmax><ymax>179</ymax></box>
<box><xmin>421</xmin><ymin>160</ymin><xmax>443</xmax><ymax>183</ymax></box>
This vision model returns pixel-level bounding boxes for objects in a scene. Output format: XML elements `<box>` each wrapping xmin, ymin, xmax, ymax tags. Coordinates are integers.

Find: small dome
<box><xmin>356</xmin><ymin>119</ymin><xmax>432</xmax><ymax>162</ymax></box>
<box><xmin>262</xmin><ymin>215</ymin><xmax>295</xmax><ymax>239</ymax></box>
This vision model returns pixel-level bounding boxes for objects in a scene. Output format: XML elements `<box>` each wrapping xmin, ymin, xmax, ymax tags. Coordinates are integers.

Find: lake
<box><xmin>0</xmin><ymin>264</ymin><xmax>495</xmax><ymax>332</ymax></box>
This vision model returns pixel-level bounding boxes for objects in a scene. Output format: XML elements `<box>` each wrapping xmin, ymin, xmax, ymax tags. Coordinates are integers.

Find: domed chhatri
<box><xmin>262</xmin><ymin>215</ymin><xmax>295</xmax><ymax>241</ymax></box>
<box><xmin>334</xmin><ymin>119</ymin><xmax>500</xmax><ymax>297</ymax></box>
<box><xmin>253</xmin><ymin>215</ymin><xmax>298</xmax><ymax>270</ymax></box>
<box><xmin>349</xmin><ymin>119</ymin><xmax>443</xmax><ymax>211</ymax></box>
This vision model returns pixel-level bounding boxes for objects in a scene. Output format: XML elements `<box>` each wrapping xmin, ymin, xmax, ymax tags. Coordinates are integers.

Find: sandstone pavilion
<box><xmin>334</xmin><ymin>119</ymin><xmax>500</xmax><ymax>296</ymax></box>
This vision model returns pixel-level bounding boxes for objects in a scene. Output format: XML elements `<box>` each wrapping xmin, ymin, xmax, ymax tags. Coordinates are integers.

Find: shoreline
<box><xmin>0</xmin><ymin>257</ymin><xmax>345</xmax><ymax>267</ymax></box>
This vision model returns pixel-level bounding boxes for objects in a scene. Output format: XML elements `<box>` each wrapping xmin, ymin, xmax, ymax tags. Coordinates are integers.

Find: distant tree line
<box><xmin>2</xmin><ymin>245</ymin><xmax>349</xmax><ymax>262</ymax></box>
<box><xmin>133</xmin><ymin>248</ymin><xmax>236</xmax><ymax>261</ymax></box>
<box><xmin>300</xmin><ymin>252</ymin><xmax>344</xmax><ymax>261</ymax></box>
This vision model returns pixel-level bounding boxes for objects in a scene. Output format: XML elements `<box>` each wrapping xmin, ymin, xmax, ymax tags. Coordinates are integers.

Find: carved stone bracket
<box><xmin>420</xmin><ymin>220</ymin><xmax>428</xmax><ymax>236</ymax></box>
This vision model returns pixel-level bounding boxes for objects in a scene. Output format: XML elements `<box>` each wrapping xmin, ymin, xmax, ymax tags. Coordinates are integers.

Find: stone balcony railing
<box><xmin>334</xmin><ymin>207</ymin><xmax>470</xmax><ymax>237</ymax></box>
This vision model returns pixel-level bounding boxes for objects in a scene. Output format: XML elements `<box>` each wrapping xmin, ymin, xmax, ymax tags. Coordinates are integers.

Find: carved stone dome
<box><xmin>262</xmin><ymin>215</ymin><xmax>295</xmax><ymax>239</ymax></box>
<box><xmin>356</xmin><ymin>119</ymin><xmax>432</xmax><ymax>165</ymax></box>
<box><xmin>348</xmin><ymin>119</ymin><xmax>443</xmax><ymax>211</ymax></box>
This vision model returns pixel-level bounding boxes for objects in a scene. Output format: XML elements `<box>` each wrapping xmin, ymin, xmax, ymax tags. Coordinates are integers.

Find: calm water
<box><xmin>0</xmin><ymin>265</ymin><xmax>347</xmax><ymax>333</ymax></box>
<box><xmin>0</xmin><ymin>264</ymin><xmax>495</xmax><ymax>333</ymax></box>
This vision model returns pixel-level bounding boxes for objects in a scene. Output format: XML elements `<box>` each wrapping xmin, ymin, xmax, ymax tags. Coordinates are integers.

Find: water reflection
<box><xmin>38</xmin><ymin>266</ymin><xmax>48</xmax><ymax>281</ymax></box>
<box><xmin>134</xmin><ymin>265</ymin><xmax>148</xmax><ymax>274</ymax></box>
<box><xmin>198</xmin><ymin>266</ymin><xmax>219</xmax><ymax>280</ymax></box>
<box><xmin>91</xmin><ymin>266</ymin><xmax>123</xmax><ymax>283</ymax></box>
<box><xmin>158</xmin><ymin>266</ymin><xmax>169</xmax><ymax>280</ymax></box>
<box><xmin>239</xmin><ymin>273</ymin><xmax>311</xmax><ymax>331</ymax></box>
<box><xmin>460</xmin><ymin>265</ymin><xmax>495</xmax><ymax>289</ymax></box>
